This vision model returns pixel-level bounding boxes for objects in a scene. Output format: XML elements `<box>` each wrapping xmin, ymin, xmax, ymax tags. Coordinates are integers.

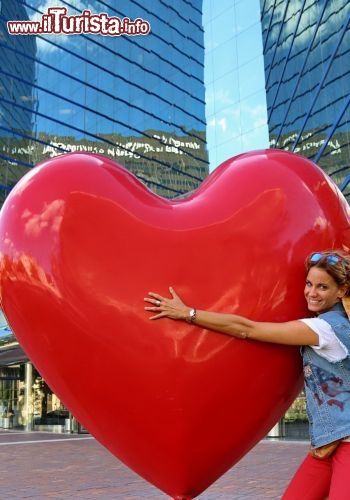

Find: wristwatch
<box><xmin>187</xmin><ymin>308</ymin><xmax>197</xmax><ymax>323</ymax></box>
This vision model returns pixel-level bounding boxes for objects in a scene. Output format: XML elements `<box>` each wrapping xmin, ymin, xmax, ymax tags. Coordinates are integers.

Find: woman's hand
<box><xmin>144</xmin><ymin>287</ymin><xmax>191</xmax><ymax>320</ymax></box>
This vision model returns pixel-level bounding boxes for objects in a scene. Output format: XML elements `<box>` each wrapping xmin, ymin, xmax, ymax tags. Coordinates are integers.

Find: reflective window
<box><xmin>0</xmin><ymin>0</ymin><xmax>208</xmax><ymax>200</ymax></box>
<box><xmin>261</xmin><ymin>0</ymin><xmax>350</xmax><ymax>197</ymax></box>
<box><xmin>1</xmin><ymin>1</ymin><xmax>348</xmax><ymax>197</ymax></box>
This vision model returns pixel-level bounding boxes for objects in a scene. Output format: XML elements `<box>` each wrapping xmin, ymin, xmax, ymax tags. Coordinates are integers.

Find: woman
<box><xmin>144</xmin><ymin>250</ymin><xmax>350</xmax><ymax>500</ymax></box>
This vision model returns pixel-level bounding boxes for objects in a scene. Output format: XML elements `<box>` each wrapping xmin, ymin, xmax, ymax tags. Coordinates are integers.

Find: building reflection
<box><xmin>261</xmin><ymin>0</ymin><xmax>350</xmax><ymax>197</ymax></box>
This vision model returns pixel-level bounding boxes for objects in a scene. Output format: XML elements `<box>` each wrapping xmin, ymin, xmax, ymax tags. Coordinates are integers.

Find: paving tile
<box><xmin>0</xmin><ymin>431</ymin><xmax>308</xmax><ymax>499</ymax></box>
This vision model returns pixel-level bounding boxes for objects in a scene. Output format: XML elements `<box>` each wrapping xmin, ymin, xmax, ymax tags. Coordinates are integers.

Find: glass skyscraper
<box><xmin>0</xmin><ymin>0</ymin><xmax>209</xmax><ymax>203</ymax></box>
<box><xmin>261</xmin><ymin>0</ymin><xmax>350</xmax><ymax>198</ymax></box>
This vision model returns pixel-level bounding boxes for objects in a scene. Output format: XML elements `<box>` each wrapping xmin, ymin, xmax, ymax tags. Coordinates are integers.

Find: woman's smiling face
<box><xmin>304</xmin><ymin>266</ymin><xmax>346</xmax><ymax>314</ymax></box>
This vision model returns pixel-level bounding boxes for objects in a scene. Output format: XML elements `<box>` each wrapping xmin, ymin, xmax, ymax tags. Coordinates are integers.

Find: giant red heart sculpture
<box><xmin>1</xmin><ymin>150</ymin><xmax>350</xmax><ymax>499</ymax></box>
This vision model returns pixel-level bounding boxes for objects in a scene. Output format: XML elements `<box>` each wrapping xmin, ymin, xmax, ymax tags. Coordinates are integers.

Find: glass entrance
<box><xmin>0</xmin><ymin>364</ymin><xmax>22</xmax><ymax>428</ymax></box>
<box><xmin>32</xmin><ymin>368</ymin><xmax>69</xmax><ymax>432</ymax></box>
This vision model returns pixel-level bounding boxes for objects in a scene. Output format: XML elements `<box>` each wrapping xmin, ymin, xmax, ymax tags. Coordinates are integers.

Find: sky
<box><xmin>202</xmin><ymin>0</ymin><xmax>269</xmax><ymax>171</ymax></box>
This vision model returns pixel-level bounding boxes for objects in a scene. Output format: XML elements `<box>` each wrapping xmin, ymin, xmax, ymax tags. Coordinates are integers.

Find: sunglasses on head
<box><xmin>309</xmin><ymin>252</ymin><xmax>343</xmax><ymax>265</ymax></box>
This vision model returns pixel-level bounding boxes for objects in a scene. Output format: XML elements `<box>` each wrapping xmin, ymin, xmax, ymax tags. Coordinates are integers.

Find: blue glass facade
<box><xmin>0</xmin><ymin>0</ymin><xmax>208</xmax><ymax>201</ymax></box>
<box><xmin>261</xmin><ymin>0</ymin><xmax>350</xmax><ymax>198</ymax></box>
<box><xmin>0</xmin><ymin>1</ymin><xmax>36</xmax><ymax>200</ymax></box>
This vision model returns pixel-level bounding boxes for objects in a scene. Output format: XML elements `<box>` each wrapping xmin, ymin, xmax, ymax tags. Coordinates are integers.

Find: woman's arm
<box><xmin>144</xmin><ymin>287</ymin><xmax>319</xmax><ymax>347</ymax></box>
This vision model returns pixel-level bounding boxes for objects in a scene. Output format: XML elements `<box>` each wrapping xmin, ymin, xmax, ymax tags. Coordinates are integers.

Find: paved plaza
<box><xmin>0</xmin><ymin>430</ymin><xmax>309</xmax><ymax>499</ymax></box>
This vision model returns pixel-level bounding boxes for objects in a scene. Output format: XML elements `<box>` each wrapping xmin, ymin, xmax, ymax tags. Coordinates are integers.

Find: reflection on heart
<box><xmin>1</xmin><ymin>149</ymin><xmax>349</xmax><ymax>499</ymax></box>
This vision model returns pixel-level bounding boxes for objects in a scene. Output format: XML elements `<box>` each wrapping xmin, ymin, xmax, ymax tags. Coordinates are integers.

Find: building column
<box><xmin>24</xmin><ymin>362</ymin><xmax>33</xmax><ymax>431</ymax></box>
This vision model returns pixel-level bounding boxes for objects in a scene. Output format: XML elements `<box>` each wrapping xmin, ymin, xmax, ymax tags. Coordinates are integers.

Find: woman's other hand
<box><xmin>144</xmin><ymin>287</ymin><xmax>191</xmax><ymax>321</ymax></box>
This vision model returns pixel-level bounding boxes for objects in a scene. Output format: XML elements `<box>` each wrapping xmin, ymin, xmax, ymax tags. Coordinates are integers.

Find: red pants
<box><xmin>282</xmin><ymin>442</ymin><xmax>350</xmax><ymax>500</ymax></box>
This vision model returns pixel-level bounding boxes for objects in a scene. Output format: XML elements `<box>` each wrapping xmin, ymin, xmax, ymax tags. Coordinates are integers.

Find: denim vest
<box><xmin>302</xmin><ymin>302</ymin><xmax>350</xmax><ymax>447</ymax></box>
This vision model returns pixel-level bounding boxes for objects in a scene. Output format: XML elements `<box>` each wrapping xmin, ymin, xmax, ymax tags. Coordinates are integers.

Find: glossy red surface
<box><xmin>1</xmin><ymin>150</ymin><xmax>350</xmax><ymax>498</ymax></box>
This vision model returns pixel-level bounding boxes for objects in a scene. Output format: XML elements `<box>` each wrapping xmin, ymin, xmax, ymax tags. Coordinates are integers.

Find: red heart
<box><xmin>1</xmin><ymin>150</ymin><xmax>349</xmax><ymax>499</ymax></box>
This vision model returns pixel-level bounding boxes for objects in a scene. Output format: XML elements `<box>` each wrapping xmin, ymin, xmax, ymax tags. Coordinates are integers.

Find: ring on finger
<box><xmin>156</xmin><ymin>300</ymin><xmax>161</xmax><ymax>306</ymax></box>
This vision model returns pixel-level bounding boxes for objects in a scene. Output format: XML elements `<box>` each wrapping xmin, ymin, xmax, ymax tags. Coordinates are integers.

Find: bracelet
<box><xmin>187</xmin><ymin>308</ymin><xmax>197</xmax><ymax>323</ymax></box>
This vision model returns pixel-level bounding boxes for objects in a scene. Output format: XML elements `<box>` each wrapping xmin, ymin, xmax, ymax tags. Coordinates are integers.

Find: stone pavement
<box><xmin>0</xmin><ymin>430</ymin><xmax>309</xmax><ymax>499</ymax></box>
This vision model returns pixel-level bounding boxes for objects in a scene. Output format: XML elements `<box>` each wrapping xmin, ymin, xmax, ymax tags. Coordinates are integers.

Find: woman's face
<box><xmin>304</xmin><ymin>266</ymin><xmax>345</xmax><ymax>314</ymax></box>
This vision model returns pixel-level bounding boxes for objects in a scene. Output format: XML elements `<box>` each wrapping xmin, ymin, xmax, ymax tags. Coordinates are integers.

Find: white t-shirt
<box><xmin>300</xmin><ymin>318</ymin><xmax>349</xmax><ymax>362</ymax></box>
